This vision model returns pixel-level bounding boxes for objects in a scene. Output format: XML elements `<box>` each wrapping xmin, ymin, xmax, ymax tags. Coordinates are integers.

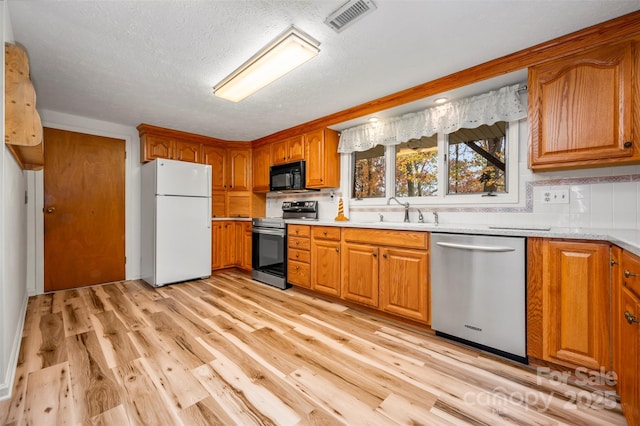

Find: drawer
<box><xmin>622</xmin><ymin>250</ymin><xmax>640</xmax><ymax>299</ymax></box>
<box><xmin>288</xmin><ymin>248</ymin><xmax>311</xmax><ymax>263</ymax></box>
<box><xmin>312</xmin><ymin>226</ymin><xmax>341</xmax><ymax>241</ymax></box>
<box><xmin>289</xmin><ymin>224</ymin><xmax>310</xmax><ymax>237</ymax></box>
<box><xmin>288</xmin><ymin>260</ymin><xmax>311</xmax><ymax>288</ymax></box>
<box><xmin>342</xmin><ymin>228</ymin><xmax>428</xmax><ymax>250</ymax></box>
<box><xmin>288</xmin><ymin>236</ymin><xmax>310</xmax><ymax>250</ymax></box>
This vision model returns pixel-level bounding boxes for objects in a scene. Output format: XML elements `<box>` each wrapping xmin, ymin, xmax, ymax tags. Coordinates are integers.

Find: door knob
<box><xmin>46</xmin><ymin>207</ymin><xmax>56</xmax><ymax>213</ymax></box>
<box><xmin>624</xmin><ymin>270</ymin><xmax>638</xmax><ymax>278</ymax></box>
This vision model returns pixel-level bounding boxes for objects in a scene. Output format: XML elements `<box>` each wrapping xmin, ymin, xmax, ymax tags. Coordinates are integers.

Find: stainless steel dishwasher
<box><xmin>430</xmin><ymin>233</ymin><xmax>527</xmax><ymax>362</ymax></box>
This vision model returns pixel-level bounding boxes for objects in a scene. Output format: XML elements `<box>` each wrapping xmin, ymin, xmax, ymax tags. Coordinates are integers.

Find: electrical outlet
<box><xmin>542</xmin><ymin>189</ymin><xmax>569</xmax><ymax>204</ymax></box>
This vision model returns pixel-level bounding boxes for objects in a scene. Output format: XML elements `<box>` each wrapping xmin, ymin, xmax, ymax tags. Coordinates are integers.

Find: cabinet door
<box><xmin>211</xmin><ymin>222</ymin><xmax>224</xmax><ymax>269</ymax></box>
<box><xmin>619</xmin><ymin>287</ymin><xmax>639</xmax><ymax>426</ymax></box>
<box><xmin>271</xmin><ymin>139</ymin><xmax>288</xmax><ymax>165</ymax></box>
<box><xmin>287</xmin><ymin>135</ymin><xmax>305</xmax><ymax>162</ymax></box>
<box><xmin>211</xmin><ymin>191</ymin><xmax>226</xmax><ymax>218</ymax></box>
<box><xmin>530</xmin><ymin>41</ymin><xmax>636</xmax><ymax>169</ymax></box>
<box><xmin>544</xmin><ymin>241</ymin><xmax>611</xmax><ymax>370</ymax></box>
<box><xmin>173</xmin><ymin>140</ymin><xmax>201</xmax><ymax>163</ymax></box>
<box><xmin>227</xmin><ymin>192</ymin><xmax>251</xmax><ymax>218</ymax></box>
<box><xmin>142</xmin><ymin>135</ymin><xmax>173</xmax><ymax>162</ymax></box>
<box><xmin>242</xmin><ymin>223</ymin><xmax>252</xmax><ymax>271</ymax></box>
<box><xmin>234</xmin><ymin>222</ymin><xmax>245</xmax><ymax>269</ymax></box>
<box><xmin>202</xmin><ymin>145</ymin><xmax>227</xmax><ymax>191</ymax></box>
<box><xmin>252</xmin><ymin>144</ymin><xmax>271</xmax><ymax>192</ymax></box>
<box><xmin>341</xmin><ymin>242</ymin><xmax>378</xmax><ymax>307</ymax></box>
<box><xmin>305</xmin><ymin>129</ymin><xmax>340</xmax><ymax>188</ymax></box>
<box><xmin>379</xmin><ymin>247</ymin><xmax>429</xmax><ymax>323</ymax></box>
<box><xmin>223</xmin><ymin>221</ymin><xmax>236</xmax><ymax>267</ymax></box>
<box><xmin>227</xmin><ymin>148</ymin><xmax>250</xmax><ymax>191</ymax></box>
<box><xmin>312</xmin><ymin>240</ymin><xmax>341</xmax><ymax>297</ymax></box>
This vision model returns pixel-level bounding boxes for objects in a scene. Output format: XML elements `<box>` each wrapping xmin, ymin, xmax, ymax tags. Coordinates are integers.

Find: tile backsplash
<box><xmin>266</xmin><ymin>172</ymin><xmax>640</xmax><ymax>230</ymax></box>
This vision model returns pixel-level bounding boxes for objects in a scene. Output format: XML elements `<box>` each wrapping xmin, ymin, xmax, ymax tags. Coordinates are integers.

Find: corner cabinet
<box><xmin>305</xmin><ymin>129</ymin><xmax>340</xmax><ymax>188</ymax></box>
<box><xmin>529</xmin><ymin>40</ymin><xmax>640</xmax><ymax>170</ymax></box>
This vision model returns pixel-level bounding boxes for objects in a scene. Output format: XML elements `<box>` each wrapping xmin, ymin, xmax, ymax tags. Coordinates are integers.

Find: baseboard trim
<box><xmin>0</xmin><ymin>294</ymin><xmax>28</xmax><ymax>401</ymax></box>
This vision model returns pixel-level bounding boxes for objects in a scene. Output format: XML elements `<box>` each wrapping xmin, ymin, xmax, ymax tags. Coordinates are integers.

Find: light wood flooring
<box><xmin>0</xmin><ymin>271</ymin><xmax>627</xmax><ymax>425</ymax></box>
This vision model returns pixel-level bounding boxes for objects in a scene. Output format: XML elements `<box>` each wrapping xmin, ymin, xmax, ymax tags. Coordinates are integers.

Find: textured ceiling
<box><xmin>7</xmin><ymin>1</ymin><xmax>640</xmax><ymax>141</ymax></box>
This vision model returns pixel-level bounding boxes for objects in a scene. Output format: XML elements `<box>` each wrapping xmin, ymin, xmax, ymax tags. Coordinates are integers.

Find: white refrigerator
<box><xmin>141</xmin><ymin>159</ymin><xmax>212</xmax><ymax>287</ymax></box>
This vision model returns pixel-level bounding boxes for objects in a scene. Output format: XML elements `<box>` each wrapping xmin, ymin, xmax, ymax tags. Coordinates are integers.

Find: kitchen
<box><xmin>2</xmin><ymin>1</ymin><xmax>640</xmax><ymax>424</ymax></box>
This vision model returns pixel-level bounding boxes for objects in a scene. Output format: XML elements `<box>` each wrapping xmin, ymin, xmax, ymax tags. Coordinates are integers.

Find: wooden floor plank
<box><xmin>1</xmin><ymin>271</ymin><xmax>628</xmax><ymax>426</ymax></box>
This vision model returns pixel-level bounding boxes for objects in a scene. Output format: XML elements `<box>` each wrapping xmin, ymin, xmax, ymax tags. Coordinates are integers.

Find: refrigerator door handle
<box><xmin>207</xmin><ymin>199</ymin><xmax>212</xmax><ymax>229</ymax></box>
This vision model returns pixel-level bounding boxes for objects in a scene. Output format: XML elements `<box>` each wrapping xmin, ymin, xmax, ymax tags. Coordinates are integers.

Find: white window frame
<box><xmin>346</xmin><ymin>120</ymin><xmax>519</xmax><ymax>206</ymax></box>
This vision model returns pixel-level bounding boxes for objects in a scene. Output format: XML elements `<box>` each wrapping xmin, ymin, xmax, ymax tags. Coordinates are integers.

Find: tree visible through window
<box><xmin>353</xmin><ymin>146</ymin><xmax>385</xmax><ymax>198</ymax></box>
<box><xmin>395</xmin><ymin>135</ymin><xmax>438</xmax><ymax>197</ymax></box>
<box><xmin>448</xmin><ymin>122</ymin><xmax>507</xmax><ymax>194</ymax></box>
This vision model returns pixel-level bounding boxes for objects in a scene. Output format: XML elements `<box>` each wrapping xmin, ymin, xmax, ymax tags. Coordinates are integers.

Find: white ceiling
<box><xmin>7</xmin><ymin>1</ymin><xmax>640</xmax><ymax>142</ymax></box>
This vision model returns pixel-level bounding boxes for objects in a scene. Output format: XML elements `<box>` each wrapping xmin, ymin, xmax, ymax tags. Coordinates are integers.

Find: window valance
<box><xmin>337</xmin><ymin>84</ymin><xmax>526</xmax><ymax>154</ymax></box>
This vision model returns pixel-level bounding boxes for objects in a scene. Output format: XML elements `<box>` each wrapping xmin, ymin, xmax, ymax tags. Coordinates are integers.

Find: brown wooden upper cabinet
<box><xmin>271</xmin><ymin>135</ymin><xmax>304</xmax><ymax>165</ymax></box>
<box><xmin>252</xmin><ymin>144</ymin><xmax>271</xmax><ymax>193</ymax></box>
<box><xmin>141</xmin><ymin>134</ymin><xmax>174</xmax><ymax>161</ymax></box>
<box><xmin>305</xmin><ymin>128</ymin><xmax>340</xmax><ymax>189</ymax></box>
<box><xmin>201</xmin><ymin>145</ymin><xmax>250</xmax><ymax>191</ymax></box>
<box><xmin>529</xmin><ymin>39</ymin><xmax>640</xmax><ymax>170</ymax></box>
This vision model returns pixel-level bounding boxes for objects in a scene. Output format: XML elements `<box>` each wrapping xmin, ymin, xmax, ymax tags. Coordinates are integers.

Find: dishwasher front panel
<box><xmin>430</xmin><ymin>233</ymin><xmax>526</xmax><ymax>360</ymax></box>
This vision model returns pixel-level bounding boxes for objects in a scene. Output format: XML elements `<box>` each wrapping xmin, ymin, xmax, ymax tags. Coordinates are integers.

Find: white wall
<box><xmin>29</xmin><ymin>110</ymin><xmax>142</xmax><ymax>295</ymax></box>
<box><xmin>1</xmin><ymin>0</ymin><xmax>29</xmax><ymax>401</ymax></box>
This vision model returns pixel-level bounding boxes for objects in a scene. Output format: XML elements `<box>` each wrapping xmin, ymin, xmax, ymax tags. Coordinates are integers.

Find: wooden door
<box><xmin>227</xmin><ymin>148</ymin><xmax>250</xmax><ymax>191</ymax></box>
<box><xmin>252</xmin><ymin>144</ymin><xmax>271</xmax><ymax>192</ymax></box>
<box><xmin>544</xmin><ymin>241</ymin><xmax>611</xmax><ymax>370</ymax></box>
<box><xmin>44</xmin><ymin>128</ymin><xmax>125</xmax><ymax>291</ymax></box>
<box><xmin>619</xmin><ymin>286</ymin><xmax>639</xmax><ymax>426</ymax></box>
<box><xmin>173</xmin><ymin>140</ymin><xmax>201</xmax><ymax>163</ymax></box>
<box><xmin>312</xmin><ymin>239</ymin><xmax>341</xmax><ymax>296</ymax></box>
<box><xmin>341</xmin><ymin>242</ymin><xmax>379</xmax><ymax>307</ymax></box>
<box><xmin>202</xmin><ymin>145</ymin><xmax>227</xmax><ymax>190</ymax></box>
<box><xmin>379</xmin><ymin>247</ymin><xmax>429</xmax><ymax>323</ymax></box>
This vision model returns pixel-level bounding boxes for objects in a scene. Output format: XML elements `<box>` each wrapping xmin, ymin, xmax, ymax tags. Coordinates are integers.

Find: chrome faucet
<box><xmin>433</xmin><ymin>211</ymin><xmax>439</xmax><ymax>225</ymax></box>
<box><xmin>387</xmin><ymin>197</ymin><xmax>410</xmax><ymax>222</ymax></box>
<box><xmin>416</xmin><ymin>208</ymin><xmax>424</xmax><ymax>223</ymax></box>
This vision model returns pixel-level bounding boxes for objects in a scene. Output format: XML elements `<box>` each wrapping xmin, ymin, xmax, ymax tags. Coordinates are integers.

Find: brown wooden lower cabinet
<box><xmin>311</xmin><ymin>226</ymin><xmax>341</xmax><ymax>297</ymax></box>
<box><xmin>379</xmin><ymin>247</ymin><xmax>429</xmax><ymax>323</ymax></box>
<box><xmin>211</xmin><ymin>220</ymin><xmax>251</xmax><ymax>271</ymax></box>
<box><xmin>287</xmin><ymin>225</ymin><xmax>311</xmax><ymax>288</ymax></box>
<box><xmin>527</xmin><ymin>238</ymin><xmax>611</xmax><ymax>370</ymax></box>
<box><xmin>618</xmin><ymin>250</ymin><xmax>640</xmax><ymax>425</ymax></box>
<box><xmin>341</xmin><ymin>242</ymin><xmax>380</xmax><ymax>307</ymax></box>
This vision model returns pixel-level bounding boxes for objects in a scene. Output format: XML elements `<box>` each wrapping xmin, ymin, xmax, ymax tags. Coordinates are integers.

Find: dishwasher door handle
<box><xmin>435</xmin><ymin>242</ymin><xmax>516</xmax><ymax>252</ymax></box>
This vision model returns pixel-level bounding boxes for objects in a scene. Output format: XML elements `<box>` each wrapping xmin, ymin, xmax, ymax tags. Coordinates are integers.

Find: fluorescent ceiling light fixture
<box><xmin>213</xmin><ymin>27</ymin><xmax>320</xmax><ymax>102</ymax></box>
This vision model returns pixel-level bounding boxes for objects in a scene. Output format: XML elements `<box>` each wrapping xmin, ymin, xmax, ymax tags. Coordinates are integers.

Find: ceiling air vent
<box><xmin>324</xmin><ymin>0</ymin><xmax>377</xmax><ymax>33</ymax></box>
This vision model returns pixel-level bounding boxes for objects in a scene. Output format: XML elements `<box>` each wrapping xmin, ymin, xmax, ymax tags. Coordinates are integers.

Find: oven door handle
<box><xmin>253</xmin><ymin>228</ymin><xmax>286</xmax><ymax>237</ymax></box>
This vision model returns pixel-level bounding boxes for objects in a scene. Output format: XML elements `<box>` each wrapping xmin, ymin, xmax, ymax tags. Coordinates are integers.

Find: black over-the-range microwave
<box><xmin>269</xmin><ymin>160</ymin><xmax>318</xmax><ymax>192</ymax></box>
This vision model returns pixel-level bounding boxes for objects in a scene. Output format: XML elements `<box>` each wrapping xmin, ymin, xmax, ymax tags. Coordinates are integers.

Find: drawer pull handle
<box><xmin>624</xmin><ymin>270</ymin><xmax>638</xmax><ymax>278</ymax></box>
<box><xmin>624</xmin><ymin>311</ymin><xmax>639</xmax><ymax>324</ymax></box>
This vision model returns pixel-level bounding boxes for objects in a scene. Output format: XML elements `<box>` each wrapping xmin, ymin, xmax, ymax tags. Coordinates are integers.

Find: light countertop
<box><xmin>284</xmin><ymin>219</ymin><xmax>640</xmax><ymax>257</ymax></box>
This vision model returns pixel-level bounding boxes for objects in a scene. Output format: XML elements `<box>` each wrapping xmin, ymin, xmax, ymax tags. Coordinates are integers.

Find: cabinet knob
<box><xmin>625</xmin><ymin>270</ymin><xmax>638</xmax><ymax>278</ymax></box>
<box><xmin>295</xmin><ymin>253</ymin><xmax>299</xmax><ymax>258</ymax></box>
<box><xmin>624</xmin><ymin>311</ymin><xmax>639</xmax><ymax>324</ymax></box>
<box><xmin>335</xmin><ymin>247</ymin><xmax>339</xmax><ymax>252</ymax></box>
<box><xmin>372</xmin><ymin>253</ymin><xmax>377</xmax><ymax>258</ymax></box>
<box><xmin>323</xmin><ymin>231</ymin><xmax>327</xmax><ymax>236</ymax></box>
<box><xmin>296</xmin><ymin>240</ymin><xmax>300</xmax><ymax>245</ymax></box>
<box><xmin>382</xmin><ymin>253</ymin><xmax>387</xmax><ymax>259</ymax></box>
<box><xmin>624</xmin><ymin>141</ymin><xmax>633</xmax><ymax>149</ymax></box>
<box><xmin>295</xmin><ymin>266</ymin><xmax>299</xmax><ymax>271</ymax></box>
